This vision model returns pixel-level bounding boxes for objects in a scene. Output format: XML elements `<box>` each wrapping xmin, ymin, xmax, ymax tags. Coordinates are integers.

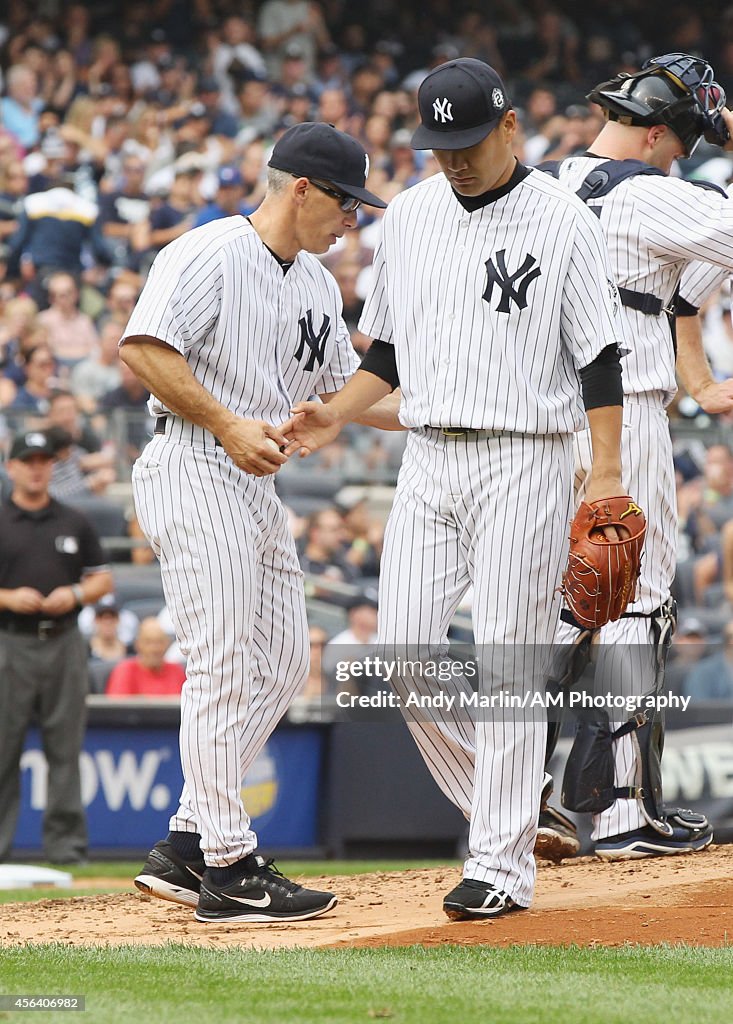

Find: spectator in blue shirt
<box><xmin>193</xmin><ymin>166</ymin><xmax>250</xmax><ymax>227</ymax></box>
<box><xmin>1</xmin><ymin>65</ymin><xmax>43</xmax><ymax>150</ymax></box>
<box><xmin>196</xmin><ymin>77</ymin><xmax>240</xmax><ymax>139</ymax></box>
<box><xmin>130</xmin><ymin>165</ymin><xmax>200</xmax><ymax>273</ymax></box>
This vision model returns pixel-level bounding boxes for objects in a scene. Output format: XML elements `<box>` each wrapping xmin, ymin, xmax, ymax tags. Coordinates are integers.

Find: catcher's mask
<box><xmin>587</xmin><ymin>51</ymin><xmax>728</xmax><ymax>156</ymax></box>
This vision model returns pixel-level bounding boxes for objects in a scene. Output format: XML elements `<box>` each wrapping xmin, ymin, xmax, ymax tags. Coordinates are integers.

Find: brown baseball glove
<box><xmin>561</xmin><ymin>495</ymin><xmax>646</xmax><ymax>629</ymax></box>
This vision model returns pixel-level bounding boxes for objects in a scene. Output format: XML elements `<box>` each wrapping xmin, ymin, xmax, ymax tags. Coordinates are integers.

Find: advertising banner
<box><xmin>14</xmin><ymin>725</ymin><xmax>324</xmax><ymax>852</ymax></box>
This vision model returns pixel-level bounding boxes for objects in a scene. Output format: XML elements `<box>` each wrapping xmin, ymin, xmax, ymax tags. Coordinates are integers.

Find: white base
<box><xmin>0</xmin><ymin>864</ymin><xmax>72</xmax><ymax>889</ymax></box>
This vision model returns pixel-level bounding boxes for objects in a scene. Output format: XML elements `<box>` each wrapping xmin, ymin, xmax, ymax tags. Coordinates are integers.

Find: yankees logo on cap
<box><xmin>433</xmin><ymin>98</ymin><xmax>454</xmax><ymax>123</ymax></box>
<box><xmin>412</xmin><ymin>58</ymin><xmax>510</xmax><ymax>150</ymax></box>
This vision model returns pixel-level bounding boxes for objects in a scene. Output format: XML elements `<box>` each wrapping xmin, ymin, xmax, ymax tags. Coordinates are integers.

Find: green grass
<box><xmin>0</xmin><ymin>945</ymin><xmax>729</xmax><ymax>1024</ymax></box>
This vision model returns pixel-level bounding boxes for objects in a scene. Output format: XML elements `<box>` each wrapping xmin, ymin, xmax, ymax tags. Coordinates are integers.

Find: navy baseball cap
<box><xmin>95</xmin><ymin>594</ymin><xmax>120</xmax><ymax>616</ymax></box>
<box><xmin>9</xmin><ymin>430</ymin><xmax>56</xmax><ymax>460</ymax></box>
<box><xmin>198</xmin><ymin>75</ymin><xmax>220</xmax><ymax>94</ymax></box>
<box><xmin>268</xmin><ymin>122</ymin><xmax>387</xmax><ymax>208</ymax></box>
<box><xmin>411</xmin><ymin>58</ymin><xmax>510</xmax><ymax>150</ymax></box>
<box><xmin>218</xmin><ymin>165</ymin><xmax>243</xmax><ymax>187</ymax></box>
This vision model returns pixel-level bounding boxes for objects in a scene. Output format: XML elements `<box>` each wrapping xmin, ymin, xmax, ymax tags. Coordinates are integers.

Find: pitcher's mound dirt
<box><xmin>2</xmin><ymin>846</ymin><xmax>732</xmax><ymax>949</ymax></box>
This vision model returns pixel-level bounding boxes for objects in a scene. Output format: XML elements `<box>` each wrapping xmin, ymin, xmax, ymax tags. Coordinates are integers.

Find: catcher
<box><xmin>538</xmin><ymin>483</ymin><xmax>710</xmax><ymax>864</ymax></box>
<box><xmin>535</xmin><ymin>50</ymin><xmax>730</xmax><ymax>863</ymax></box>
<box><xmin>537</xmin><ymin>495</ymin><xmax>652</xmax><ymax>859</ymax></box>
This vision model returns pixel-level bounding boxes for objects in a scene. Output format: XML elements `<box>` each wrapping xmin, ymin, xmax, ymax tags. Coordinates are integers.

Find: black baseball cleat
<box><xmin>535</xmin><ymin>805</ymin><xmax>581</xmax><ymax>863</ymax></box>
<box><xmin>595</xmin><ymin>811</ymin><xmax>713</xmax><ymax>860</ymax></box>
<box><xmin>134</xmin><ymin>839</ymin><xmax>206</xmax><ymax>908</ymax></box>
<box><xmin>443</xmin><ymin>878</ymin><xmax>525</xmax><ymax>921</ymax></box>
<box><xmin>195</xmin><ymin>855</ymin><xmax>337</xmax><ymax>923</ymax></box>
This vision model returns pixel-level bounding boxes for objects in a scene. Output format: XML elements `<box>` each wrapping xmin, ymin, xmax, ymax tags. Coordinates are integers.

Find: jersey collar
<box><xmin>245</xmin><ymin>216</ymin><xmax>295</xmax><ymax>274</ymax></box>
<box><xmin>451</xmin><ymin>160</ymin><xmax>531</xmax><ymax>212</ymax></box>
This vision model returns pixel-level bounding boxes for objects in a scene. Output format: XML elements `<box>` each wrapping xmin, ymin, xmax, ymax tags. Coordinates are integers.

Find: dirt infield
<box><xmin>2</xmin><ymin>846</ymin><xmax>732</xmax><ymax>949</ymax></box>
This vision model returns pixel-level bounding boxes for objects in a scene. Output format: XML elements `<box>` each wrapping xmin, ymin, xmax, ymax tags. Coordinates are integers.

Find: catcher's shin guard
<box><xmin>561</xmin><ymin>599</ymin><xmax>703</xmax><ymax>835</ymax></box>
<box><xmin>560</xmin><ymin>706</ymin><xmax>666</xmax><ymax>817</ymax></box>
<box><xmin>561</xmin><ymin>711</ymin><xmax>617</xmax><ymax>813</ymax></box>
<box><xmin>627</xmin><ymin>698</ymin><xmax>710</xmax><ymax>837</ymax></box>
<box><xmin>544</xmin><ymin>619</ymin><xmax>594</xmax><ymax>768</ymax></box>
<box><xmin>626</xmin><ymin>598</ymin><xmax>684</xmax><ymax>834</ymax></box>
<box><xmin>534</xmin><ymin>624</ymin><xmax>592</xmax><ymax>862</ymax></box>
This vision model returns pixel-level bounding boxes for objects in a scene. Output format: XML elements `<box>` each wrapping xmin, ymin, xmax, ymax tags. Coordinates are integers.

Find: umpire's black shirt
<box><xmin>0</xmin><ymin>497</ymin><xmax>107</xmax><ymax>626</ymax></box>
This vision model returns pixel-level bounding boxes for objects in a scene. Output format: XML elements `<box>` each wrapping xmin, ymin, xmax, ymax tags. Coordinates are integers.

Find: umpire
<box><xmin>0</xmin><ymin>430</ymin><xmax>113</xmax><ymax>863</ymax></box>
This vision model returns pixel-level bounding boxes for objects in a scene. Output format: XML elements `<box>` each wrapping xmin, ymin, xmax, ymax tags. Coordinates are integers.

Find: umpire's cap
<box><xmin>411</xmin><ymin>58</ymin><xmax>510</xmax><ymax>150</ymax></box>
<box><xmin>268</xmin><ymin>122</ymin><xmax>387</xmax><ymax>208</ymax></box>
<box><xmin>588</xmin><ymin>52</ymin><xmax>729</xmax><ymax>156</ymax></box>
<box><xmin>9</xmin><ymin>430</ymin><xmax>56</xmax><ymax>460</ymax></box>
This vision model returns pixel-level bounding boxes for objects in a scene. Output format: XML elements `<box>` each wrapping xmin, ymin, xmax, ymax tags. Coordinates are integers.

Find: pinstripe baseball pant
<box><xmin>132</xmin><ymin>436</ymin><xmax>309</xmax><ymax>866</ymax></box>
<box><xmin>378</xmin><ymin>427</ymin><xmax>574</xmax><ymax>906</ymax></box>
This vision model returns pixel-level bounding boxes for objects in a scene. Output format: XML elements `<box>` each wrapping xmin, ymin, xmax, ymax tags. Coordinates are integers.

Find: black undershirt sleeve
<box><xmin>359</xmin><ymin>338</ymin><xmax>400</xmax><ymax>391</ymax></box>
<box><xmin>675</xmin><ymin>296</ymin><xmax>699</xmax><ymax>317</ymax></box>
<box><xmin>580</xmin><ymin>343</ymin><xmax>623</xmax><ymax>410</ymax></box>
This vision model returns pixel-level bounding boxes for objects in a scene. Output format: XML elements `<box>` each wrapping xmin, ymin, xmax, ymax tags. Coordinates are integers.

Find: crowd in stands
<box><xmin>1</xmin><ymin>1</ymin><xmax>733</xmax><ymax>704</ymax></box>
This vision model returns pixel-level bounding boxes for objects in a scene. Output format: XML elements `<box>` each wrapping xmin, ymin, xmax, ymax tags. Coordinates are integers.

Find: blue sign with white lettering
<box><xmin>15</xmin><ymin>726</ymin><xmax>323</xmax><ymax>851</ymax></box>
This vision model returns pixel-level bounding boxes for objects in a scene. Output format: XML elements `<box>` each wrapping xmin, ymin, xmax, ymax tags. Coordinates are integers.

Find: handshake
<box><xmin>215</xmin><ymin>400</ymin><xmax>345</xmax><ymax>478</ymax></box>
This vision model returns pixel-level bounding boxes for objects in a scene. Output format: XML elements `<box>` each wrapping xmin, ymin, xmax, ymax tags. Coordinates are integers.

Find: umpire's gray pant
<box><xmin>0</xmin><ymin>627</ymin><xmax>88</xmax><ymax>862</ymax></box>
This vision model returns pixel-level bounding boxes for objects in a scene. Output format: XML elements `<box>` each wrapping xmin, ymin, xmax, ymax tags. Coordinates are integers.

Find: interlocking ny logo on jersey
<box><xmin>433</xmin><ymin>97</ymin><xmax>453</xmax><ymax>123</ymax></box>
<box><xmin>483</xmin><ymin>250</ymin><xmax>542</xmax><ymax>313</ymax></box>
<box><xmin>294</xmin><ymin>310</ymin><xmax>330</xmax><ymax>371</ymax></box>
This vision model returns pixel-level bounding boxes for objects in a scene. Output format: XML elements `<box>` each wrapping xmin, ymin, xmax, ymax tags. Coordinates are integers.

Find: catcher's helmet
<box><xmin>588</xmin><ymin>52</ymin><xmax>728</xmax><ymax>156</ymax></box>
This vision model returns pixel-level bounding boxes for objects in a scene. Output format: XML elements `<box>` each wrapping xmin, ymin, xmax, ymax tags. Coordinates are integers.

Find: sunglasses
<box><xmin>291</xmin><ymin>173</ymin><xmax>361</xmax><ymax>212</ymax></box>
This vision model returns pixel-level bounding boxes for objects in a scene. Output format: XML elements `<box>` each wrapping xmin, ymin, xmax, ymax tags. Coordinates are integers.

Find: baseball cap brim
<box><xmin>268</xmin><ymin>122</ymin><xmax>388</xmax><ymax>209</ymax></box>
<box><xmin>411</xmin><ymin>118</ymin><xmax>500</xmax><ymax>151</ymax></box>
<box><xmin>9</xmin><ymin>432</ymin><xmax>56</xmax><ymax>460</ymax></box>
<box><xmin>10</xmin><ymin>446</ymin><xmax>55</xmax><ymax>460</ymax></box>
<box><xmin>269</xmin><ymin>158</ymin><xmax>387</xmax><ymax>208</ymax></box>
<box><xmin>328</xmin><ymin>178</ymin><xmax>387</xmax><ymax>209</ymax></box>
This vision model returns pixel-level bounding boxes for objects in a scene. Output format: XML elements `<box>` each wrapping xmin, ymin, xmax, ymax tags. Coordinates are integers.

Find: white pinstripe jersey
<box><xmin>680</xmin><ymin>259</ymin><xmax>729</xmax><ymax>309</ymax></box>
<box><xmin>550</xmin><ymin>158</ymin><xmax>733</xmax><ymax>402</ymax></box>
<box><xmin>678</xmin><ymin>184</ymin><xmax>733</xmax><ymax>309</ymax></box>
<box><xmin>121</xmin><ymin>216</ymin><xmax>359</xmax><ymax>436</ymax></box>
<box><xmin>358</xmin><ymin>168</ymin><xmax>623</xmax><ymax>434</ymax></box>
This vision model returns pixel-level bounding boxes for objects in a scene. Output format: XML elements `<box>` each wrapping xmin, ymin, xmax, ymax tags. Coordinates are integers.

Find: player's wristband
<box><xmin>70</xmin><ymin>584</ymin><xmax>84</xmax><ymax>608</ymax></box>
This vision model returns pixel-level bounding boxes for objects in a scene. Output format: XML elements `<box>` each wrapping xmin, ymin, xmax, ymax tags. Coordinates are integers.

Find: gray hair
<box><xmin>267</xmin><ymin>167</ymin><xmax>293</xmax><ymax>194</ymax></box>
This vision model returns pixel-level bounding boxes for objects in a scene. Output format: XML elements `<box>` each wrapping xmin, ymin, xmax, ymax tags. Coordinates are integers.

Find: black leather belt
<box><xmin>155</xmin><ymin>416</ymin><xmax>222</xmax><ymax>447</ymax></box>
<box><xmin>0</xmin><ymin>616</ymin><xmax>76</xmax><ymax>640</ymax></box>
